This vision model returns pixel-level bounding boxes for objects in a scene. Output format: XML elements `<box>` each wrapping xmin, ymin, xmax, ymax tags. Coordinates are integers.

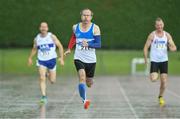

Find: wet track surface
<box><xmin>0</xmin><ymin>75</ymin><xmax>180</xmax><ymax>118</ymax></box>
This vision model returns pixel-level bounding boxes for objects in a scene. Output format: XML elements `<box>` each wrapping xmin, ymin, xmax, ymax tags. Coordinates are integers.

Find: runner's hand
<box><xmin>144</xmin><ymin>59</ymin><xmax>148</xmax><ymax>67</ymax></box>
<box><xmin>64</xmin><ymin>49</ymin><xmax>71</xmax><ymax>56</ymax></box>
<box><xmin>28</xmin><ymin>58</ymin><xmax>33</xmax><ymax>66</ymax></box>
<box><xmin>82</xmin><ymin>40</ymin><xmax>88</xmax><ymax>47</ymax></box>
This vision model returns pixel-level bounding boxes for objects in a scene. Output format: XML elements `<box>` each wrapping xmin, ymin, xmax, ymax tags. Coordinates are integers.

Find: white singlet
<box><xmin>35</xmin><ymin>32</ymin><xmax>57</xmax><ymax>61</ymax></box>
<box><xmin>150</xmin><ymin>31</ymin><xmax>168</xmax><ymax>62</ymax></box>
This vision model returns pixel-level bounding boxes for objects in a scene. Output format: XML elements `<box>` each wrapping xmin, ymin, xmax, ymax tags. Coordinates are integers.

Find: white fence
<box><xmin>131</xmin><ymin>58</ymin><xmax>150</xmax><ymax>75</ymax></box>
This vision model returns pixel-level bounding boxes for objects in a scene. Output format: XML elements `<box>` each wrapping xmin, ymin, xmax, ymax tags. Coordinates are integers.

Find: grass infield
<box><xmin>0</xmin><ymin>49</ymin><xmax>179</xmax><ymax>76</ymax></box>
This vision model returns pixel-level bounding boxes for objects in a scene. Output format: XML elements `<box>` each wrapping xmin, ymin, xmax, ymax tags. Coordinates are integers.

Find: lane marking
<box><xmin>117</xmin><ymin>79</ymin><xmax>139</xmax><ymax>119</ymax></box>
<box><xmin>59</xmin><ymin>90</ymin><xmax>77</xmax><ymax>115</ymax></box>
<box><xmin>167</xmin><ymin>89</ymin><xmax>180</xmax><ymax>99</ymax></box>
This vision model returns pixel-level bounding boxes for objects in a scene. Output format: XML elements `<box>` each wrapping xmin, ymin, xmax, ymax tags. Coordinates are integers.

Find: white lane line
<box><xmin>59</xmin><ymin>90</ymin><xmax>77</xmax><ymax>115</ymax></box>
<box><xmin>167</xmin><ymin>89</ymin><xmax>180</xmax><ymax>99</ymax></box>
<box><xmin>117</xmin><ymin>79</ymin><xmax>139</xmax><ymax>119</ymax></box>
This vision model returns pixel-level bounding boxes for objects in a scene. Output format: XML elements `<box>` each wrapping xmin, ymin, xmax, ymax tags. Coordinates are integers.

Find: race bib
<box><xmin>77</xmin><ymin>43</ymin><xmax>92</xmax><ymax>51</ymax></box>
<box><xmin>155</xmin><ymin>40</ymin><xmax>167</xmax><ymax>50</ymax></box>
<box><xmin>39</xmin><ymin>44</ymin><xmax>50</xmax><ymax>56</ymax></box>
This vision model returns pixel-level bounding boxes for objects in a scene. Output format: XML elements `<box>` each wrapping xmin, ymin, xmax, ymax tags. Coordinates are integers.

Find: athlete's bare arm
<box><xmin>93</xmin><ymin>25</ymin><xmax>101</xmax><ymax>35</ymax></box>
<box><xmin>51</xmin><ymin>34</ymin><xmax>64</xmax><ymax>66</ymax></box>
<box><xmin>64</xmin><ymin>24</ymin><xmax>77</xmax><ymax>56</ymax></box>
<box><xmin>166</xmin><ymin>32</ymin><xmax>177</xmax><ymax>51</ymax></box>
<box><xmin>143</xmin><ymin>32</ymin><xmax>154</xmax><ymax>64</ymax></box>
<box><xmin>28</xmin><ymin>39</ymin><xmax>37</xmax><ymax>66</ymax></box>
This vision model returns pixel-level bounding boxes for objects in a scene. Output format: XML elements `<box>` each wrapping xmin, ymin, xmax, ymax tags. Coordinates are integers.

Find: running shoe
<box><xmin>84</xmin><ymin>100</ymin><xmax>90</xmax><ymax>109</ymax></box>
<box><xmin>159</xmin><ymin>96</ymin><xmax>165</xmax><ymax>106</ymax></box>
<box><xmin>40</xmin><ymin>96</ymin><xmax>48</xmax><ymax>105</ymax></box>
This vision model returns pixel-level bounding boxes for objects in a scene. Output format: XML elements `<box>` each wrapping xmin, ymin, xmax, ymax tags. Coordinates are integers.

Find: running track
<box><xmin>0</xmin><ymin>75</ymin><xmax>180</xmax><ymax>118</ymax></box>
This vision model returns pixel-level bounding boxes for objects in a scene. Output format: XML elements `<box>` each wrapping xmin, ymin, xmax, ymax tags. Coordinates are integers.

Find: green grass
<box><xmin>0</xmin><ymin>49</ymin><xmax>180</xmax><ymax>76</ymax></box>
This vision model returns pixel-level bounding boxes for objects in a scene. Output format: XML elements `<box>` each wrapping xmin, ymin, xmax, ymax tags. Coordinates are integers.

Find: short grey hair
<box><xmin>80</xmin><ymin>8</ymin><xmax>93</xmax><ymax>16</ymax></box>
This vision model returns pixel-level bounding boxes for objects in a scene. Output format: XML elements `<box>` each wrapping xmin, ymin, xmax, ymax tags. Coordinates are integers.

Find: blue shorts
<box><xmin>37</xmin><ymin>58</ymin><xmax>56</xmax><ymax>71</ymax></box>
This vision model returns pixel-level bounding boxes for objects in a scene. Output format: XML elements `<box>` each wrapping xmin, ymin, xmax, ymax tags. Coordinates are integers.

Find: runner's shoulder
<box><xmin>93</xmin><ymin>24</ymin><xmax>100</xmax><ymax>30</ymax></box>
<box><xmin>50</xmin><ymin>33</ymin><xmax>58</xmax><ymax>41</ymax></box>
<box><xmin>147</xmin><ymin>31</ymin><xmax>155</xmax><ymax>40</ymax></box>
<box><xmin>164</xmin><ymin>31</ymin><xmax>171</xmax><ymax>38</ymax></box>
<box><xmin>93</xmin><ymin>24</ymin><xmax>100</xmax><ymax>35</ymax></box>
<box><xmin>72</xmin><ymin>24</ymin><xmax>78</xmax><ymax>32</ymax></box>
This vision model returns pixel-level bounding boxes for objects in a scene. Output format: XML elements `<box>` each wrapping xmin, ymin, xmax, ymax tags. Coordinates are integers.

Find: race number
<box><xmin>155</xmin><ymin>40</ymin><xmax>167</xmax><ymax>50</ymax></box>
<box><xmin>77</xmin><ymin>43</ymin><xmax>92</xmax><ymax>51</ymax></box>
<box><xmin>40</xmin><ymin>44</ymin><xmax>50</xmax><ymax>56</ymax></box>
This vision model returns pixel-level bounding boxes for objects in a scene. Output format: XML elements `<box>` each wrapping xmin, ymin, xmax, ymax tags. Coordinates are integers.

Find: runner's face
<box><xmin>155</xmin><ymin>21</ymin><xmax>164</xmax><ymax>32</ymax></box>
<box><xmin>40</xmin><ymin>23</ymin><xmax>49</xmax><ymax>34</ymax></box>
<box><xmin>81</xmin><ymin>10</ymin><xmax>92</xmax><ymax>24</ymax></box>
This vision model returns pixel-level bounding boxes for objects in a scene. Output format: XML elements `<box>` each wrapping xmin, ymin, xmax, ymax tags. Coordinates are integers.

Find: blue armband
<box><xmin>88</xmin><ymin>35</ymin><xmax>101</xmax><ymax>48</ymax></box>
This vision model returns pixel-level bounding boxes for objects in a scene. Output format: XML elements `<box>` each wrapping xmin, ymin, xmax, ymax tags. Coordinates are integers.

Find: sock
<box><xmin>42</xmin><ymin>96</ymin><xmax>47</xmax><ymax>98</ymax></box>
<box><xmin>78</xmin><ymin>83</ymin><xmax>86</xmax><ymax>103</ymax></box>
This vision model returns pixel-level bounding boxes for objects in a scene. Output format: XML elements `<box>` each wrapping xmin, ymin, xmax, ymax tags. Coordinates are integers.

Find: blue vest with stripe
<box><xmin>74</xmin><ymin>23</ymin><xmax>96</xmax><ymax>63</ymax></box>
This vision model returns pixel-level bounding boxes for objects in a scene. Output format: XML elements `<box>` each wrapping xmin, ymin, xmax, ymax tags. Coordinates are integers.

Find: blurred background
<box><xmin>0</xmin><ymin>0</ymin><xmax>180</xmax><ymax>76</ymax></box>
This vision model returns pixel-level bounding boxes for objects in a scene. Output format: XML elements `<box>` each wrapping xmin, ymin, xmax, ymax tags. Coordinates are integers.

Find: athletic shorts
<box><xmin>37</xmin><ymin>58</ymin><xmax>56</xmax><ymax>71</ymax></box>
<box><xmin>150</xmin><ymin>61</ymin><xmax>168</xmax><ymax>74</ymax></box>
<box><xmin>74</xmin><ymin>59</ymin><xmax>96</xmax><ymax>78</ymax></box>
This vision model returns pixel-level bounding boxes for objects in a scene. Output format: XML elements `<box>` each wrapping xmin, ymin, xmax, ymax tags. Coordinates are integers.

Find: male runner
<box><xmin>64</xmin><ymin>8</ymin><xmax>101</xmax><ymax>109</ymax></box>
<box><xmin>28</xmin><ymin>22</ymin><xmax>64</xmax><ymax>104</ymax></box>
<box><xmin>143</xmin><ymin>18</ymin><xmax>176</xmax><ymax>105</ymax></box>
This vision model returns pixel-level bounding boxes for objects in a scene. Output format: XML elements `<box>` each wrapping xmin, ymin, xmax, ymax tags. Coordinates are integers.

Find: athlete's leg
<box><xmin>158</xmin><ymin>73</ymin><xmax>167</xmax><ymax>105</ymax></box>
<box><xmin>38</xmin><ymin>66</ymin><xmax>47</xmax><ymax>96</ymax></box>
<box><xmin>78</xmin><ymin>69</ymin><xmax>86</xmax><ymax>102</ymax></box>
<box><xmin>158</xmin><ymin>61</ymin><xmax>168</xmax><ymax>105</ymax></box>
<box><xmin>78</xmin><ymin>69</ymin><xmax>90</xmax><ymax>109</ymax></box>
<box><xmin>159</xmin><ymin>61</ymin><xmax>168</xmax><ymax>97</ymax></box>
<box><xmin>159</xmin><ymin>73</ymin><xmax>167</xmax><ymax>97</ymax></box>
<box><xmin>74</xmin><ymin>60</ymin><xmax>90</xmax><ymax>109</ymax></box>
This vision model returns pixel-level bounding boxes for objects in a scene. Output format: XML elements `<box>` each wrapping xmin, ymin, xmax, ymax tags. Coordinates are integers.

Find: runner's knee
<box><xmin>150</xmin><ymin>74</ymin><xmax>158</xmax><ymax>82</ymax></box>
<box><xmin>50</xmin><ymin>78</ymin><xmax>56</xmax><ymax>84</ymax></box>
<box><xmin>86</xmin><ymin>78</ymin><xmax>93</xmax><ymax>88</ymax></box>
<box><xmin>40</xmin><ymin>75</ymin><xmax>46</xmax><ymax>81</ymax></box>
<box><xmin>49</xmin><ymin>72</ymin><xmax>56</xmax><ymax>84</ymax></box>
<box><xmin>79</xmin><ymin>75</ymin><xmax>86</xmax><ymax>82</ymax></box>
